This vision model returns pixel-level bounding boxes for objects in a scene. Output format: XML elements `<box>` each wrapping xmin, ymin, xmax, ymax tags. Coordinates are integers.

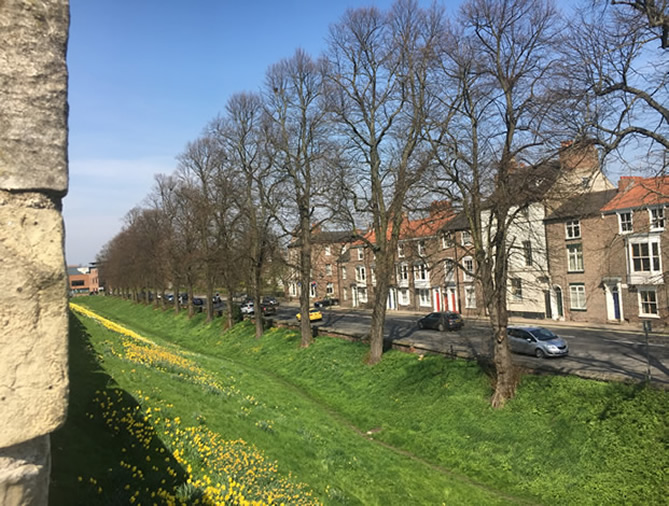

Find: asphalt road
<box><xmin>275</xmin><ymin>305</ymin><xmax>669</xmax><ymax>387</ymax></box>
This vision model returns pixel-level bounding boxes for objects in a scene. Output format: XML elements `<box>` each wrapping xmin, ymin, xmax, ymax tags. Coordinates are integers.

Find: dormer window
<box><xmin>565</xmin><ymin>220</ymin><xmax>581</xmax><ymax>239</ymax></box>
<box><xmin>650</xmin><ymin>207</ymin><xmax>665</xmax><ymax>231</ymax></box>
<box><xmin>618</xmin><ymin>212</ymin><xmax>633</xmax><ymax>234</ymax></box>
<box><xmin>442</xmin><ymin>233</ymin><xmax>454</xmax><ymax>249</ymax></box>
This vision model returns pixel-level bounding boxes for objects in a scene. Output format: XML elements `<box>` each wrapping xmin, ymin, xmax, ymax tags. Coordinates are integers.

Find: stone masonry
<box><xmin>0</xmin><ymin>1</ymin><xmax>70</xmax><ymax>505</ymax></box>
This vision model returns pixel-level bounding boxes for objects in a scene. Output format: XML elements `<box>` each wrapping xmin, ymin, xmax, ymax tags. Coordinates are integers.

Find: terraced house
<box><xmin>287</xmin><ymin>143</ymin><xmax>668</xmax><ymax>328</ymax></box>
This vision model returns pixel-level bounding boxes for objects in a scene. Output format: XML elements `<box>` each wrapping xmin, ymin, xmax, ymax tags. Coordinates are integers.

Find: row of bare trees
<box><xmin>97</xmin><ymin>0</ymin><xmax>667</xmax><ymax>407</ymax></box>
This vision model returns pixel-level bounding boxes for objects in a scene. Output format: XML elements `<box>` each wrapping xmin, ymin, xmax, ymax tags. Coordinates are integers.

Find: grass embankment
<box><xmin>52</xmin><ymin>297</ymin><xmax>667</xmax><ymax>505</ymax></box>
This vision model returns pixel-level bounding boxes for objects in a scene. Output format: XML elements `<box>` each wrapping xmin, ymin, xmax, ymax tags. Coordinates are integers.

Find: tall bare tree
<box><xmin>212</xmin><ymin>93</ymin><xmax>277</xmax><ymax>338</ymax></box>
<box><xmin>324</xmin><ymin>0</ymin><xmax>444</xmax><ymax>364</ymax></box>
<box><xmin>428</xmin><ymin>0</ymin><xmax>565</xmax><ymax>406</ymax></box>
<box><xmin>264</xmin><ymin>49</ymin><xmax>333</xmax><ymax>347</ymax></box>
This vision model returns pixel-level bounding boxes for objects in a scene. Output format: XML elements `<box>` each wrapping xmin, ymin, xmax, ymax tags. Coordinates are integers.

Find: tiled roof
<box><xmin>545</xmin><ymin>189</ymin><xmax>618</xmax><ymax>221</ymax></box>
<box><xmin>362</xmin><ymin>209</ymin><xmax>455</xmax><ymax>244</ymax></box>
<box><xmin>601</xmin><ymin>176</ymin><xmax>669</xmax><ymax>212</ymax></box>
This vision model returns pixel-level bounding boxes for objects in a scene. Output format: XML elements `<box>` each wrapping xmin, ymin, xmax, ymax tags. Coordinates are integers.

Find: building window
<box><xmin>650</xmin><ymin>207</ymin><xmax>665</xmax><ymax>231</ymax></box>
<box><xmin>325</xmin><ymin>264</ymin><xmax>332</xmax><ymax>276</ymax></box>
<box><xmin>71</xmin><ymin>280</ymin><xmax>85</xmax><ymax>287</ymax></box>
<box><xmin>444</xmin><ymin>259</ymin><xmax>455</xmax><ymax>283</ymax></box>
<box><xmin>465</xmin><ymin>286</ymin><xmax>476</xmax><ymax>309</ymax></box>
<box><xmin>371</xmin><ymin>266</ymin><xmax>376</xmax><ymax>285</ymax></box>
<box><xmin>399</xmin><ymin>288</ymin><xmax>410</xmax><ymax>305</ymax></box>
<box><xmin>417</xmin><ymin>288</ymin><xmax>431</xmax><ymax>307</ymax></box>
<box><xmin>418</xmin><ymin>240</ymin><xmax>426</xmax><ymax>256</ymax></box>
<box><xmin>341</xmin><ymin>266</ymin><xmax>347</xmax><ymax>279</ymax></box>
<box><xmin>290</xmin><ymin>283</ymin><xmax>297</xmax><ymax>296</ymax></box>
<box><xmin>566</xmin><ymin>220</ymin><xmax>581</xmax><ymax>239</ymax></box>
<box><xmin>398</xmin><ymin>243</ymin><xmax>405</xmax><ymax>258</ymax></box>
<box><xmin>358</xmin><ymin>287</ymin><xmax>368</xmax><ymax>303</ymax></box>
<box><xmin>639</xmin><ymin>289</ymin><xmax>658</xmax><ymax>316</ymax></box>
<box><xmin>569</xmin><ymin>284</ymin><xmax>586</xmax><ymax>310</ymax></box>
<box><xmin>567</xmin><ymin>244</ymin><xmax>584</xmax><ymax>272</ymax></box>
<box><xmin>356</xmin><ymin>265</ymin><xmax>366</xmax><ymax>282</ymax></box>
<box><xmin>463</xmin><ymin>257</ymin><xmax>474</xmax><ymax>282</ymax></box>
<box><xmin>326</xmin><ymin>282</ymin><xmax>334</xmax><ymax>295</ymax></box>
<box><xmin>523</xmin><ymin>240</ymin><xmax>532</xmax><ymax>266</ymax></box>
<box><xmin>413</xmin><ymin>263</ymin><xmax>429</xmax><ymax>281</ymax></box>
<box><xmin>630</xmin><ymin>240</ymin><xmax>661</xmax><ymax>273</ymax></box>
<box><xmin>325</xmin><ymin>245</ymin><xmax>331</xmax><ymax>256</ymax></box>
<box><xmin>397</xmin><ymin>263</ymin><xmax>409</xmax><ymax>281</ymax></box>
<box><xmin>309</xmin><ymin>283</ymin><xmax>317</xmax><ymax>298</ymax></box>
<box><xmin>442</xmin><ymin>233</ymin><xmax>454</xmax><ymax>249</ymax></box>
<box><xmin>461</xmin><ymin>230</ymin><xmax>472</xmax><ymax>245</ymax></box>
<box><xmin>618</xmin><ymin>212</ymin><xmax>633</xmax><ymax>234</ymax></box>
<box><xmin>357</xmin><ymin>248</ymin><xmax>364</xmax><ymax>260</ymax></box>
<box><xmin>511</xmin><ymin>278</ymin><xmax>522</xmax><ymax>301</ymax></box>
<box><xmin>342</xmin><ymin>287</ymin><xmax>348</xmax><ymax>301</ymax></box>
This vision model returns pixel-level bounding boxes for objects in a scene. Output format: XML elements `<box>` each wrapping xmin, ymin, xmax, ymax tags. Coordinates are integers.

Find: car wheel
<box><xmin>438</xmin><ymin>323</ymin><xmax>445</xmax><ymax>332</ymax></box>
<box><xmin>535</xmin><ymin>348</ymin><xmax>545</xmax><ymax>359</ymax></box>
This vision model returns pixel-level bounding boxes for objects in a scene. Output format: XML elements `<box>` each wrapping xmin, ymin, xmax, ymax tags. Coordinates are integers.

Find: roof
<box><xmin>361</xmin><ymin>208</ymin><xmax>456</xmax><ymax>245</ymax></box>
<box><xmin>601</xmin><ymin>176</ymin><xmax>669</xmax><ymax>212</ymax></box>
<box><xmin>545</xmin><ymin>189</ymin><xmax>618</xmax><ymax>221</ymax></box>
<box><xmin>312</xmin><ymin>230</ymin><xmax>357</xmax><ymax>244</ymax></box>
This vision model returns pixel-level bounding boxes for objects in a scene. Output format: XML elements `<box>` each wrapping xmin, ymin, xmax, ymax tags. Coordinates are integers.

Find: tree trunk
<box><xmin>225</xmin><ymin>287</ymin><xmax>235</xmax><ymax>330</ymax></box>
<box><xmin>187</xmin><ymin>284</ymin><xmax>194</xmax><ymax>319</ymax></box>
<box><xmin>205</xmin><ymin>278</ymin><xmax>214</xmax><ymax>322</ymax></box>
<box><xmin>299</xmin><ymin>220</ymin><xmax>313</xmax><ymax>348</ymax></box>
<box><xmin>367</xmin><ymin>257</ymin><xmax>392</xmax><ymax>364</ymax></box>
<box><xmin>173</xmin><ymin>284</ymin><xmax>180</xmax><ymax>315</ymax></box>
<box><xmin>253</xmin><ymin>266</ymin><xmax>263</xmax><ymax>338</ymax></box>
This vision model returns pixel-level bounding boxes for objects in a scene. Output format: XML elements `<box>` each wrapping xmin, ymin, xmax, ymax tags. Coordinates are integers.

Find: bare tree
<box><xmin>324</xmin><ymin>0</ymin><xmax>444</xmax><ymax>364</ymax></box>
<box><xmin>564</xmin><ymin>0</ymin><xmax>668</xmax><ymax>176</ymax></box>
<box><xmin>264</xmin><ymin>49</ymin><xmax>333</xmax><ymax>347</ymax></box>
<box><xmin>428</xmin><ymin>0</ymin><xmax>566</xmax><ymax>406</ymax></box>
<box><xmin>212</xmin><ymin>93</ymin><xmax>277</xmax><ymax>338</ymax></box>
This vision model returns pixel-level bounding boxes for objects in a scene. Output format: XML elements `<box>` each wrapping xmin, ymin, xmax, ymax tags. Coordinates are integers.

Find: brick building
<box><xmin>67</xmin><ymin>265</ymin><xmax>100</xmax><ymax>296</ymax></box>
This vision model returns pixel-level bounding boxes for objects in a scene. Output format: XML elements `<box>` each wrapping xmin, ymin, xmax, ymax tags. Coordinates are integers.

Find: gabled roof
<box><xmin>601</xmin><ymin>176</ymin><xmax>669</xmax><ymax>212</ymax></box>
<box><xmin>361</xmin><ymin>207</ymin><xmax>456</xmax><ymax>245</ymax></box>
<box><xmin>545</xmin><ymin>189</ymin><xmax>618</xmax><ymax>221</ymax></box>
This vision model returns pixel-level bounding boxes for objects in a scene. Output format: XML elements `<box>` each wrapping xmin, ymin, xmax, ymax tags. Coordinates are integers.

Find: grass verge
<box><xmin>52</xmin><ymin>297</ymin><xmax>668</xmax><ymax>504</ymax></box>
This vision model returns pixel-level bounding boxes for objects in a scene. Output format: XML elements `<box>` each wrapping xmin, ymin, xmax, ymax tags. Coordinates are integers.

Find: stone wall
<box><xmin>0</xmin><ymin>1</ymin><xmax>70</xmax><ymax>504</ymax></box>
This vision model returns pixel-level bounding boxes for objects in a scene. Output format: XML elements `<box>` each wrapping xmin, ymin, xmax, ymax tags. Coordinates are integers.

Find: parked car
<box><xmin>240</xmin><ymin>302</ymin><xmax>255</xmax><ymax>315</ymax></box>
<box><xmin>507</xmin><ymin>326</ymin><xmax>569</xmax><ymax>358</ymax></box>
<box><xmin>314</xmin><ymin>298</ymin><xmax>339</xmax><ymax>308</ymax></box>
<box><xmin>296</xmin><ymin>308</ymin><xmax>323</xmax><ymax>322</ymax></box>
<box><xmin>262</xmin><ymin>296</ymin><xmax>279</xmax><ymax>307</ymax></box>
<box><xmin>191</xmin><ymin>297</ymin><xmax>205</xmax><ymax>313</ymax></box>
<box><xmin>416</xmin><ymin>311</ymin><xmax>464</xmax><ymax>331</ymax></box>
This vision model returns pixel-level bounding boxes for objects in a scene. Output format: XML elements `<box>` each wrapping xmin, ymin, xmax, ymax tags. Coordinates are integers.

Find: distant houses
<box><xmin>287</xmin><ymin>144</ymin><xmax>668</xmax><ymax>327</ymax></box>
<box><xmin>67</xmin><ymin>265</ymin><xmax>100</xmax><ymax>296</ymax></box>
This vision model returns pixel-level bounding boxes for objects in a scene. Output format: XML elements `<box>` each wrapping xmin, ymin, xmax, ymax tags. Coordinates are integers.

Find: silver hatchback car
<box><xmin>507</xmin><ymin>326</ymin><xmax>569</xmax><ymax>358</ymax></box>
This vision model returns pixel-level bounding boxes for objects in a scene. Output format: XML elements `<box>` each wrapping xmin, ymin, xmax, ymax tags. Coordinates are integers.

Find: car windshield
<box><xmin>532</xmin><ymin>328</ymin><xmax>558</xmax><ymax>341</ymax></box>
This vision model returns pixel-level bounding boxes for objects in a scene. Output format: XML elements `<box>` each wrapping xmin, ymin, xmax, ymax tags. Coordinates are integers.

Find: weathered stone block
<box><xmin>0</xmin><ymin>191</ymin><xmax>68</xmax><ymax>448</ymax></box>
<box><xmin>0</xmin><ymin>0</ymin><xmax>69</xmax><ymax>192</ymax></box>
<box><xmin>0</xmin><ymin>437</ymin><xmax>50</xmax><ymax>506</ymax></box>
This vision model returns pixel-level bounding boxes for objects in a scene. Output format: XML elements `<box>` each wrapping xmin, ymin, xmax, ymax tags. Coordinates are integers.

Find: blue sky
<box><xmin>66</xmin><ymin>0</ymin><xmax>444</xmax><ymax>265</ymax></box>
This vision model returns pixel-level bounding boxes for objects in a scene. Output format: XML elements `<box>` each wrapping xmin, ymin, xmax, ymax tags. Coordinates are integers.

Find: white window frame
<box><xmin>371</xmin><ymin>266</ymin><xmax>376</xmax><ymax>285</ymax></box>
<box><xmin>638</xmin><ymin>288</ymin><xmax>658</xmax><ymax>317</ymax></box>
<box><xmin>398</xmin><ymin>243</ymin><xmax>405</xmax><ymax>258</ymax></box>
<box><xmin>413</xmin><ymin>263</ymin><xmax>429</xmax><ymax>282</ymax></box>
<box><xmin>358</xmin><ymin>287</ymin><xmax>368</xmax><ymax>303</ymax></box>
<box><xmin>398</xmin><ymin>288</ymin><xmax>410</xmax><ymax>305</ymax></box>
<box><xmin>442</xmin><ymin>233</ymin><xmax>454</xmax><ymax>249</ymax></box>
<box><xmin>566</xmin><ymin>220</ymin><xmax>581</xmax><ymax>239</ymax></box>
<box><xmin>417</xmin><ymin>288</ymin><xmax>431</xmax><ymax>307</ymax></box>
<box><xmin>630</xmin><ymin>238</ymin><xmax>661</xmax><ymax>274</ymax></box>
<box><xmin>290</xmin><ymin>283</ymin><xmax>298</xmax><ymax>296</ymax></box>
<box><xmin>325</xmin><ymin>245</ymin><xmax>331</xmax><ymax>256</ymax></box>
<box><xmin>511</xmin><ymin>278</ymin><xmax>523</xmax><ymax>301</ymax></box>
<box><xmin>461</xmin><ymin>230</ymin><xmax>472</xmax><ymax>245</ymax></box>
<box><xmin>567</xmin><ymin>244</ymin><xmax>584</xmax><ymax>272</ymax></box>
<box><xmin>463</xmin><ymin>257</ymin><xmax>474</xmax><ymax>282</ymax></box>
<box><xmin>569</xmin><ymin>284</ymin><xmax>586</xmax><ymax>310</ymax></box>
<box><xmin>343</xmin><ymin>287</ymin><xmax>347</xmax><ymax>301</ymax></box>
<box><xmin>618</xmin><ymin>211</ymin><xmax>633</xmax><ymax>234</ymax></box>
<box><xmin>444</xmin><ymin>259</ymin><xmax>456</xmax><ymax>283</ymax></box>
<box><xmin>325</xmin><ymin>264</ymin><xmax>332</xmax><ymax>276</ymax></box>
<box><xmin>341</xmin><ymin>266</ymin><xmax>347</xmax><ymax>280</ymax></box>
<box><xmin>326</xmin><ymin>282</ymin><xmax>334</xmax><ymax>295</ymax></box>
<box><xmin>464</xmin><ymin>286</ymin><xmax>476</xmax><ymax>309</ymax></box>
<box><xmin>523</xmin><ymin>240</ymin><xmax>532</xmax><ymax>267</ymax></box>
<box><xmin>309</xmin><ymin>283</ymin><xmax>317</xmax><ymax>298</ymax></box>
<box><xmin>649</xmin><ymin>207</ymin><xmax>665</xmax><ymax>231</ymax></box>
<box><xmin>357</xmin><ymin>248</ymin><xmax>364</xmax><ymax>260</ymax></box>
<box><xmin>356</xmin><ymin>265</ymin><xmax>366</xmax><ymax>282</ymax></box>
<box><xmin>418</xmin><ymin>240</ymin><xmax>426</xmax><ymax>256</ymax></box>
<box><xmin>397</xmin><ymin>263</ymin><xmax>409</xmax><ymax>281</ymax></box>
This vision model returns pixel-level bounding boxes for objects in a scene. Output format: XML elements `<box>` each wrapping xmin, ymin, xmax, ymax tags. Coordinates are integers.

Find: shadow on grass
<box><xmin>49</xmin><ymin>313</ymin><xmax>192</xmax><ymax>505</ymax></box>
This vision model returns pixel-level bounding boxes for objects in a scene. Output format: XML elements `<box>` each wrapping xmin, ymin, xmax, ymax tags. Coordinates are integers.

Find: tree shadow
<box><xmin>50</xmin><ymin>313</ymin><xmax>192</xmax><ymax>505</ymax></box>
